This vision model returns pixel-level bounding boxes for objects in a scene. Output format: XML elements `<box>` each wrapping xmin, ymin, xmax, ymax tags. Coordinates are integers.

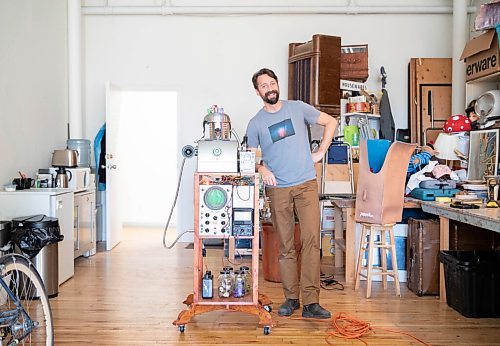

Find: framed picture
<box><xmin>467</xmin><ymin>129</ymin><xmax>499</xmax><ymax>180</ymax></box>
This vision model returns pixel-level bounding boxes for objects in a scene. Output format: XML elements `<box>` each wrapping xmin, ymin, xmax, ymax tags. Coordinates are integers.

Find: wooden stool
<box><xmin>354</xmin><ymin>223</ymin><xmax>401</xmax><ymax>298</ymax></box>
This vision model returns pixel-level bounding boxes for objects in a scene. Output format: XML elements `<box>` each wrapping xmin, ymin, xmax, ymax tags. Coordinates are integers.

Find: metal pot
<box><xmin>51</xmin><ymin>149</ymin><xmax>78</xmax><ymax>168</ymax></box>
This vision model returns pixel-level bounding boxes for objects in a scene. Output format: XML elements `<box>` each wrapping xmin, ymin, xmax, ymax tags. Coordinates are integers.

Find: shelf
<box><xmin>197</xmin><ymin>294</ymin><xmax>254</xmax><ymax>306</ymax></box>
<box><xmin>467</xmin><ymin>71</ymin><xmax>500</xmax><ymax>84</ymax></box>
<box><xmin>198</xmin><ymin>234</ymin><xmax>255</xmax><ymax>239</ymax></box>
<box><xmin>343</xmin><ymin>112</ymin><xmax>380</xmax><ymax>118</ymax></box>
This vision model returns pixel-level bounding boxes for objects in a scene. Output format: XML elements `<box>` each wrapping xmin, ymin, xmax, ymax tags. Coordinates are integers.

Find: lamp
<box><xmin>434</xmin><ymin>133</ymin><xmax>460</xmax><ymax>161</ymax></box>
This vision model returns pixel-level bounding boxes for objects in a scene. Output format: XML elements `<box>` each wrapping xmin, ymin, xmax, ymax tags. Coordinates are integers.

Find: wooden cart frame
<box><xmin>173</xmin><ymin>173</ymin><xmax>275</xmax><ymax>334</ymax></box>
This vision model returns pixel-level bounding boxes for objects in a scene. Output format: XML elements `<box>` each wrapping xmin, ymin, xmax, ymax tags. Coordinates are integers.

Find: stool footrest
<box><xmin>359</xmin><ymin>269</ymin><xmax>398</xmax><ymax>275</ymax></box>
<box><xmin>355</xmin><ymin>223</ymin><xmax>402</xmax><ymax>298</ymax></box>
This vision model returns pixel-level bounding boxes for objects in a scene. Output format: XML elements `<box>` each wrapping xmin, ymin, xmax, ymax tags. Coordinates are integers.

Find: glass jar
<box><xmin>223</xmin><ymin>266</ymin><xmax>235</xmax><ymax>287</ymax></box>
<box><xmin>239</xmin><ymin>266</ymin><xmax>251</xmax><ymax>295</ymax></box>
<box><xmin>233</xmin><ymin>270</ymin><xmax>245</xmax><ymax>298</ymax></box>
<box><xmin>217</xmin><ymin>270</ymin><xmax>233</xmax><ymax>298</ymax></box>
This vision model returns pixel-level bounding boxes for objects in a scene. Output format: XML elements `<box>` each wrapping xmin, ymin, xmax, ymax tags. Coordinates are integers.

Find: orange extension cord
<box><xmin>281</xmin><ymin>312</ymin><xmax>432</xmax><ymax>346</ymax></box>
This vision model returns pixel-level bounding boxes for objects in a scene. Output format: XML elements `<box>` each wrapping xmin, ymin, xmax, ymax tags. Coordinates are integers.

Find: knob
<box><xmin>213</xmin><ymin>216</ymin><xmax>218</xmax><ymax>220</ymax></box>
<box><xmin>205</xmin><ymin>213</ymin><xmax>210</xmax><ymax>217</ymax></box>
<box><xmin>182</xmin><ymin>145</ymin><xmax>195</xmax><ymax>158</ymax></box>
<box><xmin>212</xmin><ymin>147</ymin><xmax>222</xmax><ymax>156</ymax></box>
<box><xmin>221</xmin><ymin>228</ymin><xmax>226</xmax><ymax>233</ymax></box>
<box><xmin>221</xmin><ymin>221</ymin><xmax>226</xmax><ymax>225</ymax></box>
<box><xmin>205</xmin><ymin>228</ymin><xmax>209</xmax><ymax>233</ymax></box>
<box><xmin>221</xmin><ymin>213</ymin><xmax>226</xmax><ymax>217</ymax></box>
<box><xmin>205</xmin><ymin>221</ymin><xmax>210</xmax><ymax>225</ymax></box>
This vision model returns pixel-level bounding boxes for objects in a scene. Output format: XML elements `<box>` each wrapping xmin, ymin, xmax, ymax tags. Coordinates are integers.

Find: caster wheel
<box><xmin>263</xmin><ymin>326</ymin><xmax>271</xmax><ymax>335</ymax></box>
<box><xmin>178</xmin><ymin>325</ymin><xmax>185</xmax><ymax>333</ymax></box>
<box><xmin>263</xmin><ymin>305</ymin><xmax>272</xmax><ymax>313</ymax></box>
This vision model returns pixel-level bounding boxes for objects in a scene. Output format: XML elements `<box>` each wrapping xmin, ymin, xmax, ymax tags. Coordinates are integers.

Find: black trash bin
<box><xmin>440</xmin><ymin>250</ymin><xmax>500</xmax><ymax>318</ymax></box>
<box><xmin>11</xmin><ymin>215</ymin><xmax>64</xmax><ymax>298</ymax></box>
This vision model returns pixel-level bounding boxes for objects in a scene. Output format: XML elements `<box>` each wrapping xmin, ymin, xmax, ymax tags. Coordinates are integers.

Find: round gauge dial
<box><xmin>203</xmin><ymin>186</ymin><xmax>228</xmax><ymax>210</ymax></box>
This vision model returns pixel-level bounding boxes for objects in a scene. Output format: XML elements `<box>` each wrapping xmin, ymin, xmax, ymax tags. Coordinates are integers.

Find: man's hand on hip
<box><xmin>311</xmin><ymin>149</ymin><xmax>325</xmax><ymax>163</ymax></box>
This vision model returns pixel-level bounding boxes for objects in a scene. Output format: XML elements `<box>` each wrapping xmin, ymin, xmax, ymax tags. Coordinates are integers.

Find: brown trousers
<box><xmin>266</xmin><ymin>179</ymin><xmax>321</xmax><ymax>305</ymax></box>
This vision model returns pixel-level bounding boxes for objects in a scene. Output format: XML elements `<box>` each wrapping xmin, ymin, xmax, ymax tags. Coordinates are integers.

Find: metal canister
<box><xmin>203</xmin><ymin>107</ymin><xmax>232</xmax><ymax>140</ymax></box>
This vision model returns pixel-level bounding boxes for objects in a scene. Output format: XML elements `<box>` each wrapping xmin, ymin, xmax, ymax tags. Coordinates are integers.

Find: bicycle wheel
<box><xmin>0</xmin><ymin>254</ymin><xmax>54</xmax><ymax>345</ymax></box>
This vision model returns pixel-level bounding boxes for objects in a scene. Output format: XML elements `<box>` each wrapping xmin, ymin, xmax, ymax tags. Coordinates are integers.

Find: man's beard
<box><xmin>263</xmin><ymin>90</ymin><xmax>279</xmax><ymax>105</ymax></box>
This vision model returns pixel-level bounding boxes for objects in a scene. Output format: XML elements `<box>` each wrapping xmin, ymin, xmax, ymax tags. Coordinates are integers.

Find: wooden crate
<box><xmin>341</xmin><ymin>44</ymin><xmax>369</xmax><ymax>82</ymax></box>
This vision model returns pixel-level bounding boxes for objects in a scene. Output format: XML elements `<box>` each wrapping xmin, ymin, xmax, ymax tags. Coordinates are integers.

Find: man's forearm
<box><xmin>317</xmin><ymin>114</ymin><xmax>339</xmax><ymax>155</ymax></box>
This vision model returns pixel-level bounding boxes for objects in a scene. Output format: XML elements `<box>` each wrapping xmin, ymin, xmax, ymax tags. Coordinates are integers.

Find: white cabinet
<box><xmin>74</xmin><ymin>190</ymin><xmax>96</xmax><ymax>258</ymax></box>
<box><xmin>0</xmin><ymin>189</ymin><xmax>74</xmax><ymax>285</ymax></box>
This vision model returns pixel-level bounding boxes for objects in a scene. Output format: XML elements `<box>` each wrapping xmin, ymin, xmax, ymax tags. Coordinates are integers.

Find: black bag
<box><xmin>11</xmin><ymin>215</ymin><xmax>64</xmax><ymax>258</ymax></box>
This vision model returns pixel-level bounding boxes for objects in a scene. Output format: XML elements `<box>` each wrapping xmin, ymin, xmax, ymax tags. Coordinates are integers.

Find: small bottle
<box><xmin>202</xmin><ymin>270</ymin><xmax>213</xmax><ymax>299</ymax></box>
<box><xmin>352</xmin><ymin>132</ymin><xmax>359</xmax><ymax>146</ymax></box>
<box><xmin>233</xmin><ymin>270</ymin><xmax>245</xmax><ymax>298</ymax></box>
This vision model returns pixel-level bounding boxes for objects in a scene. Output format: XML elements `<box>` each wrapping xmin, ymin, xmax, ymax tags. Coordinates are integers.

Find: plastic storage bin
<box><xmin>67</xmin><ymin>139</ymin><xmax>92</xmax><ymax>167</ymax></box>
<box><xmin>439</xmin><ymin>250</ymin><xmax>500</xmax><ymax>318</ymax></box>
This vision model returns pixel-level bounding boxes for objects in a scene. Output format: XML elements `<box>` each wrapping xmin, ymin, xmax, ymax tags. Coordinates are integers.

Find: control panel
<box><xmin>199</xmin><ymin>185</ymin><xmax>232</xmax><ymax>236</ymax></box>
<box><xmin>232</xmin><ymin>208</ymin><xmax>254</xmax><ymax>236</ymax></box>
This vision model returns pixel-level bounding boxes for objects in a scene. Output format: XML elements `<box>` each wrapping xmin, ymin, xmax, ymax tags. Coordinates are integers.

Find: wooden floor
<box><xmin>50</xmin><ymin>227</ymin><xmax>500</xmax><ymax>345</ymax></box>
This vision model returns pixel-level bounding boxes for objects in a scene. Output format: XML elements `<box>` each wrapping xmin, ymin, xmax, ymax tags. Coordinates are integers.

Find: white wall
<box><xmin>0</xmin><ymin>0</ymin><xmax>68</xmax><ymax>186</ymax></box>
<box><xmin>83</xmin><ymin>12</ymin><xmax>453</xmax><ymax>236</ymax></box>
<box><xmin>0</xmin><ymin>0</ymin><xmax>490</xmax><ymax>238</ymax></box>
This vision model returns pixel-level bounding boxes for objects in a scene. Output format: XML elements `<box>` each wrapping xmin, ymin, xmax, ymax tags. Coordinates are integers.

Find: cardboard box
<box><xmin>460</xmin><ymin>29</ymin><xmax>500</xmax><ymax>82</ymax></box>
<box><xmin>321</xmin><ymin>206</ymin><xmax>335</xmax><ymax>230</ymax></box>
<box><xmin>321</xmin><ymin>231</ymin><xmax>335</xmax><ymax>256</ymax></box>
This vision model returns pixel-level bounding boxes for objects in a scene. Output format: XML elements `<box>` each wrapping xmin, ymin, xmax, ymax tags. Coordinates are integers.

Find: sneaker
<box><xmin>302</xmin><ymin>303</ymin><xmax>331</xmax><ymax>319</ymax></box>
<box><xmin>278</xmin><ymin>299</ymin><xmax>300</xmax><ymax>316</ymax></box>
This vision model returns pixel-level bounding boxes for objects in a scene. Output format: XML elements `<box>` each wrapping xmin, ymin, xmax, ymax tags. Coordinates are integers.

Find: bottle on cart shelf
<box><xmin>233</xmin><ymin>270</ymin><xmax>246</xmax><ymax>298</ymax></box>
<box><xmin>202</xmin><ymin>270</ymin><xmax>213</xmax><ymax>299</ymax></box>
<box><xmin>222</xmin><ymin>266</ymin><xmax>235</xmax><ymax>287</ymax></box>
<box><xmin>239</xmin><ymin>266</ymin><xmax>251</xmax><ymax>295</ymax></box>
<box><xmin>218</xmin><ymin>270</ymin><xmax>234</xmax><ymax>298</ymax></box>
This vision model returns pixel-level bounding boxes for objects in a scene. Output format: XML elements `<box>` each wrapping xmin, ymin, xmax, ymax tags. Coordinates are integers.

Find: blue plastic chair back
<box><xmin>367</xmin><ymin>139</ymin><xmax>391</xmax><ymax>173</ymax></box>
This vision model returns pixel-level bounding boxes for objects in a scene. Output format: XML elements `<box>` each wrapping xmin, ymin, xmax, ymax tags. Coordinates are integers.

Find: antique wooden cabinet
<box><xmin>288</xmin><ymin>34</ymin><xmax>341</xmax><ymax>116</ymax></box>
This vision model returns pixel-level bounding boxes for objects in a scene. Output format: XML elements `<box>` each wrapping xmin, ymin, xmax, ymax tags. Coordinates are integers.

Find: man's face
<box><xmin>256</xmin><ymin>74</ymin><xmax>280</xmax><ymax>105</ymax></box>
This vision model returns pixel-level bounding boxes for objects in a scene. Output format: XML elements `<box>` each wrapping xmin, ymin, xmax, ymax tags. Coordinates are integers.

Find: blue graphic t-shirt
<box><xmin>246</xmin><ymin>100</ymin><xmax>320</xmax><ymax>187</ymax></box>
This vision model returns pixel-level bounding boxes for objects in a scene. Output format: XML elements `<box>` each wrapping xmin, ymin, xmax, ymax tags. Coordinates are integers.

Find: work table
<box><xmin>327</xmin><ymin>196</ymin><xmax>500</xmax><ymax>295</ymax></box>
<box><xmin>418</xmin><ymin>200</ymin><xmax>500</xmax><ymax>233</ymax></box>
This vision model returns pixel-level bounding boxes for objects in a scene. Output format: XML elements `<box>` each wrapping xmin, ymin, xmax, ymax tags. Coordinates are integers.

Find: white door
<box><xmin>105</xmin><ymin>83</ymin><xmax>123</xmax><ymax>250</ymax></box>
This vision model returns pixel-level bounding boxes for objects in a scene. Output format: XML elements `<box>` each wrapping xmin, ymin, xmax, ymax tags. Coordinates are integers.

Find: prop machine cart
<box><xmin>173</xmin><ymin>173</ymin><xmax>274</xmax><ymax>334</ymax></box>
<box><xmin>173</xmin><ymin>106</ymin><xmax>274</xmax><ymax>334</ymax></box>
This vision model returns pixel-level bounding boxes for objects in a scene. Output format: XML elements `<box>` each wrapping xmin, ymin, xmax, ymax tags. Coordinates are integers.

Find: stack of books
<box><xmin>451</xmin><ymin>193</ymin><xmax>483</xmax><ymax>207</ymax></box>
